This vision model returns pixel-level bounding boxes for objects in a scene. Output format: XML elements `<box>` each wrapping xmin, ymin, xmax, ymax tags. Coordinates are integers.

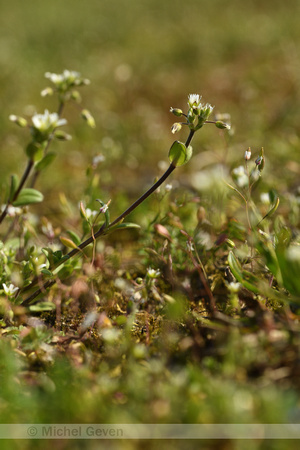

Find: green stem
<box><xmin>20</xmin><ymin>130</ymin><xmax>195</xmax><ymax>305</ymax></box>
<box><xmin>0</xmin><ymin>159</ymin><xmax>34</xmax><ymax>225</ymax></box>
<box><xmin>30</xmin><ymin>101</ymin><xmax>65</xmax><ymax>188</ymax></box>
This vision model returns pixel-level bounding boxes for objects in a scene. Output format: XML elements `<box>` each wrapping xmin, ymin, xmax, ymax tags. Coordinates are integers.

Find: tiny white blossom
<box><xmin>260</xmin><ymin>193</ymin><xmax>271</xmax><ymax>205</ymax></box>
<box><xmin>32</xmin><ymin>110</ymin><xmax>67</xmax><ymax>132</ymax></box>
<box><xmin>147</xmin><ymin>267</ymin><xmax>161</xmax><ymax>278</ymax></box>
<box><xmin>99</xmin><ymin>204</ymin><xmax>109</xmax><ymax>214</ymax></box>
<box><xmin>165</xmin><ymin>184</ymin><xmax>172</xmax><ymax>192</ymax></box>
<box><xmin>2</xmin><ymin>283</ymin><xmax>18</xmax><ymax>296</ymax></box>
<box><xmin>85</xmin><ymin>208</ymin><xmax>98</xmax><ymax>220</ymax></box>
<box><xmin>1</xmin><ymin>205</ymin><xmax>22</xmax><ymax>217</ymax></box>
<box><xmin>232</xmin><ymin>166</ymin><xmax>248</xmax><ymax>188</ymax></box>
<box><xmin>228</xmin><ymin>282</ymin><xmax>241</xmax><ymax>293</ymax></box>
<box><xmin>92</xmin><ymin>154</ymin><xmax>105</xmax><ymax>166</ymax></box>
<box><xmin>188</xmin><ymin>94</ymin><xmax>201</xmax><ymax>108</ymax></box>
<box><xmin>45</xmin><ymin>70</ymin><xmax>90</xmax><ymax>87</ymax></box>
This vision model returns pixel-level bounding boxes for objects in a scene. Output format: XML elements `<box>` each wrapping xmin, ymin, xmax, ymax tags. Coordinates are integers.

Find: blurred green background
<box><xmin>1</xmin><ymin>0</ymin><xmax>300</xmax><ymax>215</ymax></box>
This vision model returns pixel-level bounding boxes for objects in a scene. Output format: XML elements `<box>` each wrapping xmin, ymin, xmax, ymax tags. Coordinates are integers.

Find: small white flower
<box><xmin>45</xmin><ymin>72</ymin><xmax>64</xmax><ymax>84</ymax></box>
<box><xmin>99</xmin><ymin>203</ymin><xmax>109</xmax><ymax>214</ymax></box>
<box><xmin>228</xmin><ymin>282</ymin><xmax>241</xmax><ymax>293</ymax></box>
<box><xmin>92</xmin><ymin>154</ymin><xmax>105</xmax><ymax>166</ymax></box>
<box><xmin>32</xmin><ymin>110</ymin><xmax>67</xmax><ymax>132</ymax></box>
<box><xmin>260</xmin><ymin>193</ymin><xmax>271</xmax><ymax>205</ymax></box>
<box><xmin>85</xmin><ymin>208</ymin><xmax>98</xmax><ymax>220</ymax></box>
<box><xmin>1</xmin><ymin>205</ymin><xmax>22</xmax><ymax>217</ymax></box>
<box><xmin>45</xmin><ymin>70</ymin><xmax>90</xmax><ymax>87</ymax></box>
<box><xmin>165</xmin><ymin>184</ymin><xmax>172</xmax><ymax>192</ymax></box>
<box><xmin>232</xmin><ymin>166</ymin><xmax>248</xmax><ymax>187</ymax></box>
<box><xmin>188</xmin><ymin>94</ymin><xmax>201</xmax><ymax>108</ymax></box>
<box><xmin>2</xmin><ymin>283</ymin><xmax>18</xmax><ymax>296</ymax></box>
<box><xmin>147</xmin><ymin>268</ymin><xmax>161</xmax><ymax>278</ymax></box>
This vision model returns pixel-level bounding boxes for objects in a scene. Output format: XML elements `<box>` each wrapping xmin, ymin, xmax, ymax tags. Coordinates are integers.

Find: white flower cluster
<box><xmin>232</xmin><ymin>166</ymin><xmax>249</xmax><ymax>188</ymax></box>
<box><xmin>0</xmin><ymin>205</ymin><xmax>22</xmax><ymax>217</ymax></box>
<box><xmin>188</xmin><ymin>94</ymin><xmax>214</xmax><ymax>119</ymax></box>
<box><xmin>45</xmin><ymin>70</ymin><xmax>90</xmax><ymax>87</ymax></box>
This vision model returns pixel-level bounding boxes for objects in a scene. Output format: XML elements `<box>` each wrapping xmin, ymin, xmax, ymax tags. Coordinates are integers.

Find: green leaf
<box><xmin>257</xmin><ymin>197</ymin><xmax>280</xmax><ymax>226</ymax></box>
<box><xmin>26</xmin><ymin>142</ymin><xmax>44</xmax><ymax>162</ymax></box>
<box><xmin>227</xmin><ymin>251</ymin><xmax>260</xmax><ymax>294</ymax></box>
<box><xmin>276</xmin><ymin>246</ymin><xmax>300</xmax><ymax>296</ymax></box>
<box><xmin>9</xmin><ymin>174</ymin><xmax>19</xmax><ymax>201</ymax></box>
<box><xmin>12</xmin><ymin>188</ymin><xmax>44</xmax><ymax>207</ymax></box>
<box><xmin>40</xmin><ymin>269</ymin><xmax>53</xmax><ymax>277</ymax></box>
<box><xmin>168</xmin><ymin>141</ymin><xmax>192</xmax><ymax>167</ymax></box>
<box><xmin>106</xmin><ymin>222</ymin><xmax>140</xmax><ymax>234</ymax></box>
<box><xmin>29</xmin><ymin>302</ymin><xmax>56</xmax><ymax>312</ymax></box>
<box><xmin>66</xmin><ymin>230</ymin><xmax>81</xmax><ymax>246</ymax></box>
<box><xmin>35</xmin><ymin>152</ymin><xmax>57</xmax><ymax>171</ymax></box>
<box><xmin>60</xmin><ymin>236</ymin><xmax>79</xmax><ymax>249</ymax></box>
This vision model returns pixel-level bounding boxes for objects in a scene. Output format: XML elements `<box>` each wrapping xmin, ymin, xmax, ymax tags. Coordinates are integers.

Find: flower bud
<box><xmin>81</xmin><ymin>109</ymin><xmax>96</xmax><ymax>128</ymax></box>
<box><xmin>9</xmin><ymin>115</ymin><xmax>28</xmax><ymax>128</ymax></box>
<box><xmin>71</xmin><ymin>90</ymin><xmax>82</xmax><ymax>102</ymax></box>
<box><xmin>171</xmin><ymin>122</ymin><xmax>182</xmax><ymax>134</ymax></box>
<box><xmin>170</xmin><ymin>107</ymin><xmax>183</xmax><ymax>117</ymax></box>
<box><xmin>197</xmin><ymin>206</ymin><xmax>206</xmax><ymax>223</ymax></box>
<box><xmin>54</xmin><ymin>130</ymin><xmax>72</xmax><ymax>141</ymax></box>
<box><xmin>215</xmin><ymin>120</ymin><xmax>231</xmax><ymax>130</ymax></box>
<box><xmin>256</xmin><ymin>148</ymin><xmax>265</xmax><ymax>172</ymax></box>
<box><xmin>244</xmin><ymin>148</ymin><xmax>251</xmax><ymax>161</ymax></box>
<box><xmin>40</xmin><ymin>87</ymin><xmax>54</xmax><ymax>97</ymax></box>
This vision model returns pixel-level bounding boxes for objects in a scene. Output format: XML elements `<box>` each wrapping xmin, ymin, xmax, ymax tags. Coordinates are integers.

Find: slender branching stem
<box><xmin>31</xmin><ymin>101</ymin><xmax>65</xmax><ymax>188</ymax></box>
<box><xmin>19</xmin><ymin>130</ymin><xmax>195</xmax><ymax>304</ymax></box>
<box><xmin>0</xmin><ymin>159</ymin><xmax>34</xmax><ymax>225</ymax></box>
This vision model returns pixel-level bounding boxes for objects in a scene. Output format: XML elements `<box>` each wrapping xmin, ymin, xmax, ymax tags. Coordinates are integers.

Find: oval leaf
<box><xmin>60</xmin><ymin>236</ymin><xmax>79</xmax><ymax>249</ymax></box>
<box><xmin>228</xmin><ymin>251</ymin><xmax>260</xmax><ymax>294</ymax></box>
<box><xmin>66</xmin><ymin>230</ymin><xmax>81</xmax><ymax>246</ymax></box>
<box><xmin>35</xmin><ymin>152</ymin><xmax>57</xmax><ymax>171</ymax></box>
<box><xmin>12</xmin><ymin>188</ymin><xmax>44</xmax><ymax>207</ymax></box>
<box><xmin>9</xmin><ymin>174</ymin><xmax>19</xmax><ymax>201</ymax></box>
<box><xmin>29</xmin><ymin>302</ymin><xmax>56</xmax><ymax>312</ymax></box>
<box><xmin>168</xmin><ymin>141</ymin><xmax>192</xmax><ymax>167</ymax></box>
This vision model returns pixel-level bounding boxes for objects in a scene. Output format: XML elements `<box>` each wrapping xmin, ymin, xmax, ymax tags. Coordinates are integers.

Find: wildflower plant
<box><xmin>1</xmin><ymin>70</ymin><xmax>94</xmax><ymax>228</ymax></box>
<box><xmin>0</xmin><ymin>78</ymin><xmax>231</xmax><ymax>305</ymax></box>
